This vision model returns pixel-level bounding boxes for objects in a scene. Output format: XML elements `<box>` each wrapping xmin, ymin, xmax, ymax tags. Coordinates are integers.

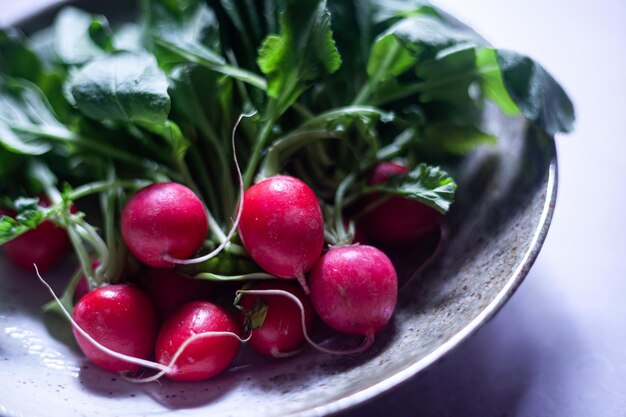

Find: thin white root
<box><xmin>237</xmin><ymin>289</ymin><xmax>375</xmax><ymax>356</ymax></box>
<box><xmin>122</xmin><ymin>331</ymin><xmax>251</xmax><ymax>384</ymax></box>
<box><xmin>37</xmin><ymin>264</ymin><xmax>250</xmax><ymax>384</ymax></box>
<box><xmin>163</xmin><ymin>111</ymin><xmax>258</xmax><ymax>265</ymax></box>
<box><xmin>400</xmin><ymin>224</ymin><xmax>449</xmax><ymax>292</ymax></box>
<box><xmin>34</xmin><ymin>265</ymin><xmax>169</xmax><ymax>373</ymax></box>
<box><xmin>271</xmin><ymin>347</ymin><xmax>304</xmax><ymax>359</ymax></box>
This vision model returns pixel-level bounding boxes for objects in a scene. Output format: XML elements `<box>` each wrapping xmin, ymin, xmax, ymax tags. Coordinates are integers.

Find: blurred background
<box><xmin>2</xmin><ymin>1</ymin><xmax>625</xmax><ymax>416</ymax></box>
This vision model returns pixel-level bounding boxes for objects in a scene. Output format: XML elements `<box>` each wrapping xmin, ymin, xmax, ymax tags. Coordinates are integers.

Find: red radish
<box><xmin>238</xmin><ymin>281</ymin><xmax>315</xmax><ymax>357</ymax></box>
<box><xmin>155</xmin><ymin>301</ymin><xmax>240</xmax><ymax>381</ymax></box>
<box><xmin>238</xmin><ymin>176</ymin><xmax>324</xmax><ymax>281</ymax></box>
<box><xmin>0</xmin><ymin>198</ymin><xmax>72</xmax><ymax>271</ymax></box>
<box><xmin>309</xmin><ymin>245</ymin><xmax>397</xmax><ymax>339</ymax></box>
<box><xmin>358</xmin><ymin>162</ymin><xmax>442</xmax><ymax>246</ymax></box>
<box><xmin>72</xmin><ymin>284</ymin><xmax>157</xmax><ymax>373</ymax></box>
<box><xmin>121</xmin><ymin>182</ymin><xmax>208</xmax><ymax>268</ymax></box>
<box><xmin>143</xmin><ymin>269</ymin><xmax>213</xmax><ymax>320</ymax></box>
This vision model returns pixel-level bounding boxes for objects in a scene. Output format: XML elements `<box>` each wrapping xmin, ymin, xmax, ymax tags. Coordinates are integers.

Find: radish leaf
<box><xmin>496</xmin><ymin>49</ymin><xmax>575</xmax><ymax>135</ymax></box>
<box><xmin>69</xmin><ymin>52</ymin><xmax>171</xmax><ymax>125</ymax></box>
<box><xmin>376</xmin><ymin>163</ymin><xmax>457</xmax><ymax>213</ymax></box>
<box><xmin>257</xmin><ymin>0</ymin><xmax>341</xmax><ymax>114</ymax></box>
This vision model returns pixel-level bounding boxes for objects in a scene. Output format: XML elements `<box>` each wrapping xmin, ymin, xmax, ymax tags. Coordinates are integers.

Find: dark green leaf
<box><xmin>496</xmin><ymin>49</ymin><xmax>575</xmax><ymax>135</ymax></box>
<box><xmin>376</xmin><ymin>163</ymin><xmax>456</xmax><ymax>213</ymax></box>
<box><xmin>0</xmin><ymin>197</ymin><xmax>49</xmax><ymax>245</ymax></box>
<box><xmin>0</xmin><ymin>28</ymin><xmax>43</xmax><ymax>82</ymax></box>
<box><xmin>143</xmin><ymin>0</ymin><xmax>224</xmax><ymax>68</ymax></box>
<box><xmin>257</xmin><ymin>0</ymin><xmax>341</xmax><ymax>113</ymax></box>
<box><xmin>69</xmin><ymin>52</ymin><xmax>171</xmax><ymax>125</ymax></box>
<box><xmin>0</xmin><ymin>77</ymin><xmax>71</xmax><ymax>155</ymax></box>
<box><xmin>53</xmin><ymin>7</ymin><xmax>106</xmax><ymax>65</ymax></box>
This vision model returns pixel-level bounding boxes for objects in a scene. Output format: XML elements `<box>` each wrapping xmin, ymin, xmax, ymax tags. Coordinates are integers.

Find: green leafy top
<box><xmin>257</xmin><ymin>0</ymin><xmax>342</xmax><ymax>114</ymax></box>
<box><xmin>375</xmin><ymin>163</ymin><xmax>457</xmax><ymax>213</ymax></box>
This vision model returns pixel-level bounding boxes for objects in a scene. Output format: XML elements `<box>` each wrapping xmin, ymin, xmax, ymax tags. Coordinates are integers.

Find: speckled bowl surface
<box><xmin>0</xmin><ymin>3</ymin><xmax>557</xmax><ymax>417</ymax></box>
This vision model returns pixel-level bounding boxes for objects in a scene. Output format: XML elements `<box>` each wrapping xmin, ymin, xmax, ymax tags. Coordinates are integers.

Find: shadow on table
<box><xmin>341</xmin><ymin>267</ymin><xmax>580</xmax><ymax>417</ymax></box>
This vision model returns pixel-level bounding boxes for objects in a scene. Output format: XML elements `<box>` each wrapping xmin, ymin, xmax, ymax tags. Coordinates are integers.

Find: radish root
<box><xmin>122</xmin><ymin>331</ymin><xmax>251</xmax><ymax>384</ymax></box>
<box><xmin>400</xmin><ymin>224</ymin><xmax>449</xmax><ymax>292</ymax></box>
<box><xmin>237</xmin><ymin>289</ymin><xmax>374</xmax><ymax>355</ymax></box>
<box><xmin>36</xmin><ymin>264</ymin><xmax>250</xmax><ymax>383</ymax></box>
<box><xmin>163</xmin><ymin>111</ymin><xmax>257</xmax><ymax>265</ymax></box>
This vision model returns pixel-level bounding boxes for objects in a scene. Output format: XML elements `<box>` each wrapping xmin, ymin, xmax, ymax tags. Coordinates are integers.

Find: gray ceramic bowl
<box><xmin>0</xmin><ymin>3</ymin><xmax>557</xmax><ymax>416</ymax></box>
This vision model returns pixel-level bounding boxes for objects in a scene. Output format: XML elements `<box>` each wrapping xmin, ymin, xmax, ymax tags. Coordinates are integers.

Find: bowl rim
<box><xmin>5</xmin><ymin>3</ymin><xmax>559</xmax><ymax>416</ymax></box>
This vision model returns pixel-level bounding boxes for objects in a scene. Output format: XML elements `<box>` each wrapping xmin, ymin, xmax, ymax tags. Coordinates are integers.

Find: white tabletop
<box><xmin>2</xmin><ymin>1</ymin><xmax>625</xmax><ymax>416</ymax></box>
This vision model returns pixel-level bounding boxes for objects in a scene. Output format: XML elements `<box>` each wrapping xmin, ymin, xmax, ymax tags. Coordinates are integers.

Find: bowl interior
<box><xmin>0</xmin><ymin>3</ymin><xmax>556</xmax><ymax>417</ymax></box>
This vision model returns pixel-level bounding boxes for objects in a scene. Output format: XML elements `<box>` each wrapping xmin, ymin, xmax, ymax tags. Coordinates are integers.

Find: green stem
<box><xmin>300</xmin><ymin>106</ymin><xmax>388</xmax><ymax>130</ymax></box>
<box><xmin>11</xmin><ymin>125</ymin><xmax>159</xmax><ymax>170</ymax></box>
<box><xmin>292</xmin><ymin>102</ymin><xmax>315</xmax><ymax>119</ymax></box>
<box><xmin>74</xmin><ymin>220</ymin><xmax>108</xmax><ymax>285</ymax></box>
<box><xmin>31</xmin><ymin>162</ymin><xmax>97</xmax><ymax>288</ymax></box>
<box><xmin>177</xmin><ymin>158</ymin><xmax>227</xmax><ymax>242</ymax></box>
<box><xmin>193</xmin><ymin>272</ymin><xmax>275</xmax><ymax>282</ymax></box>
<box><xmin>334</xmin><ymin>173</ymin><xmax>356</xmax><ymax>245</ymax></box>
<box><xmin>188</xmin><ymin>147</ymin><xmax>222</xmax><ymax>222</ymax></box>
<box><xmin>99</xmin><ymin>167</ymin><xmax>117</xmax><ymax>282</ymax></box>
<box><xmin>352</xmin><ymin>40</ymin><xmax>402</xmax><ymax>105</ymax></box>
<box><xmin>67</xmin><ymin>225</ymin><xmax>96</xmax><ymax>289</ymax></box>
<box><xmin>243</xmin><ymin>119</ymin><xmax>274</xmax><ymax>187</ymax></box>
<box><xmin>69</xmin><ymin>179</ymin><xmax>152</xmax><ymax>200</ymax></box>
<box><xmin>42</xmin><ymin>268</ymin><xmax>83</xmax><ymax>315</ymax></box>
<box><xmin>258</xmin><ymin>129</ymin><xmax>338</xmax><ymax>180</ymax></box>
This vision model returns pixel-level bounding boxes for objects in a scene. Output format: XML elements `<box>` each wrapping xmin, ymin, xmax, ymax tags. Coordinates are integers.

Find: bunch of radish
<box><xmin>4</xmin><ymin>0</ymin><xmax>559</xmax><ymax>384</ymax></box>
<box><xmin>13</xmin><ymin>160</ymin><xmax>444</xmax><ymax>383</ymax></box>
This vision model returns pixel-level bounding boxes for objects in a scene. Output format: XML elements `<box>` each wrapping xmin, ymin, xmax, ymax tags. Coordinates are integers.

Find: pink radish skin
<box><xmin>121</xmin><ymin>182</ymin><xmax>208</xmax><ymax>268</ymax></box>
<box><xmin>239</xmin><ymin>281</ymin><xmax>315</xmax><ymax>357</ymax></box>
<box><xmin>309</xmin><ymin>245</ymin><xmax>397</xmax><ymax>338</ymax></box>
<box><xmin>359</xmin><ymin>162</ymin><xmax>442</xmax><ymax>246</ymax></box>
<box><xmin>143</xmin><ymin>269</ymin><xmax>213</xmax><ymax>321</ymax></box>
<box><xmin>72</xmin><ymin>284</ymin><xmax>158</xmax><ymax>373</ymax></box>
<box><xmin>238</xmin><ymin>176</ymin><xmax>324</xmax><ymax>279</ymax></box>
<box><xmin>155</xmin><ymin>301</ymin><xmax>240</xmax><ymax>382</ymax></box>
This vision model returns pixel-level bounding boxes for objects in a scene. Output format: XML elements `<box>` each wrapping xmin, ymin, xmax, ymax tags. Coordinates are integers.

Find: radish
<box><xmin>237</xmin><ymin>175</ymin><xmax>324</xmax><ymax>288</ymax></box>
<box><xmin>309</xmin><ymin>245</ymin><xmax>397</xmax><ymax>343</ymax></box>
<box><xmin>121</xmin><ymin>182</ymin><xmax>208</xmax><ymax>268</ymax></box>
<box><xmin>155</xmin><ymin>301</ymin><xmax>241</xmax><ymax>381</ymax></box>
<box><xmin>0</xmin><ymin>198</ymin><xmax>72</xmax><ymax>271</ymax></box>
<box><xmin>143</xmin><ymin>269</ymin><xmax>213</xmax><ymax>320</ymax></box>
<box><xmin>72</xmin><ymin>284</ymin><xmax>158</xmax><ymax>373</ymax></box>
<box><xmin>238</xmin><ymin>281</ymin><xmax>315</xmax><ymax>357</ymax></box>
<box><xmin>358</xmin><ymin>162</ymin><xmax>442</xmax><ymax>246</ymax></box>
